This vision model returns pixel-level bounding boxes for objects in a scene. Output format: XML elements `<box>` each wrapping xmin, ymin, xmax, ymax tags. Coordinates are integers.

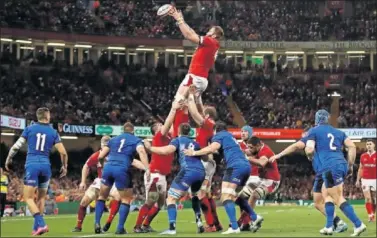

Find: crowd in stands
<box><xmin>1</xmin><ymin>0</ymin><xmax>376</xmax><ymax>41</ymax></box>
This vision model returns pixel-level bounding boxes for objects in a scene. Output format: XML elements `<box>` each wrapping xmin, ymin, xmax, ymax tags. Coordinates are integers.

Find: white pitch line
<box><xmin>1</xmin><ymin>215</ymin><xmax>76</xmax><ymax>222</ymax></box>
<box><xmin>76</xmin><ymin>233</ymin><xmax>113</xmax><ymax>238</ymax></box>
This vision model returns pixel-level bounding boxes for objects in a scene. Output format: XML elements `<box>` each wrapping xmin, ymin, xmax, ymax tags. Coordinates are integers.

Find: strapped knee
<box><xmin>222</xmin><ymin>187</ymin><xmax>236</xmax><ymax>197</ymax></box>
<box><xmin>253</xmin><ymin>187</ymin><xmax>267</xmax><ymax>199</ymax></box>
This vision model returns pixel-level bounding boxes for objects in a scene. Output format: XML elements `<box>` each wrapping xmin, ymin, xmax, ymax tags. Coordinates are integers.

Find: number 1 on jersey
<box><xmin>327</xmin><ymin>133</ymin><xmax>336</xmax><ymax>150</ymax></box>
<box><xmin>36</xmin><ymin>133</ymin><xmax>46</xmax><ymax>151</ymax></box>
<box><xmin>118</xmin><ymin>139</ymin><xmax>125</xmax><ymax>152</ymax></box>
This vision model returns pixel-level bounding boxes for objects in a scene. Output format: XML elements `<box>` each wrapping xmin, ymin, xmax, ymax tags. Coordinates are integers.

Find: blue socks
<box><xmin>340</xmin><ymin>201</ymin><xmax>362</xmax><ymax>228</ymax></box>
<box><xmin>191</xmin><ymin>196</ymin><xmax>202</xmax><ymax>223</ymax></box>
<box><xmin>95</xmin><ymin>200</ymin><xmax>105</xmax><ymax>225</ymax></box>
<box><xmin>117</xmin><ymin>203</ymin><xmax>130</xmax><ymax>232</ymax></box>
<box><xmin>167</xmin><ymin>204</ymin><xmax>177</xmax><ymax>231</ymax></box>
<box><xmin>33</xmin><ymin>213</ymin><xmax>46</xmax><ymax>228</ymax></box>
<box><xmin>223</xmin><ymin>200</ymin><xmax>238</xmax><ymax>230</ymax></box>
<box><xmin>235</xmin><ymin>197</ymin><xmax>257</xmax><ymax>221</ymax></box>
<box><xmin>325</xmin><ymin>202</ymin><xmax>335</xmax><ymax>228</ymax></box>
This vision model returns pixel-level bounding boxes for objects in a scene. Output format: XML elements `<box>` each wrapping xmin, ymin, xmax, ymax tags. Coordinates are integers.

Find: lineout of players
<box><xmin>3</xmin><ymin>4</ymin><xmax>372</xmax><ymax>238</ymax></box>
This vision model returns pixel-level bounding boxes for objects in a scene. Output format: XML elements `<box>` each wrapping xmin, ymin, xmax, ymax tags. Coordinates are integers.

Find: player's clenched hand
<box><xmin>60</xmin><ymin>166</ymin><xmax>67</xmax><ymax>178</ymax></box>
<box><xmin>79</xmin><ymin>182</ymin><xmax>86</xmax><ymax>191</ymax></box>
<box><xmin>269</xmin><ymin>155</ymin><xmax>279</xmax><ymax>163</ymax></box>
<box><xmin>188</xmin><ymin>85</ymin><xmax>197</xmax><ymax>95</ymax></box>
<box><xmin>355</xmin><ymin>180</ymin><xmax>361</xmax><ymax>188</ymax></box>
<box><xmin>183</xmin><ymin>148</ymin><xmax>195</xmax><ymax>156</ymax></box>
<box><xmin>168</xmin><ymin>7</ymin><xmax>183</xmax><ymax>21</ymax></box>
<box><xmin>172</xmin><ymin>100</ymin><xmax>183</xmax><ymax>110</ymax></box>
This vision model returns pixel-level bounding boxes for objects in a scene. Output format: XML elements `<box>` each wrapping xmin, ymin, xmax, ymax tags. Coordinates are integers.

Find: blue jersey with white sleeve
<box><xmin>211</xmin><ymin>131</ymin><xmax>248</xmax><ymax>168</ymax></box>
<box><xmin>306</xmin><ymin>125</ymin><xmax>347</xmax><ymax>172</ymax></box>
<box><xmin>170</xmin><ymin>136</ymin><xmax>204</xmax><ymax>172</ymax></box>
<box><xmin>107</xmin><ymin>133</ymin><xmax>143</xmax><ymax>168</ymax></box>
<box><xmin>300</xmin><ymin>135</ymin><xmax>321</xmax><ymax>173</ymax></box>
<box><xmin>21</xmin><ymin>123</ymin><xmax>61</xmax><ymax>165</ymax></box>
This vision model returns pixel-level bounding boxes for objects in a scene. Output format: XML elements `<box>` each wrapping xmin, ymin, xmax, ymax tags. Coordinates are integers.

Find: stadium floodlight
<box><xmin>285</xmin><ymin>51</ymin><xmax>305</xmax><ymax>54</ymax></box>
<box><xmin>55</xmin><ymin>49</ymin><xmax>63</xmax><ymax>52</ymax></box>
<box><xmin>348</xmin><ymin>55</ymin><xmax>365</xmax><ymax>58</ymax></box>
<box><xmin>20</xmin><ymin>46</ymin><xmax>35</xmax><ymax>50</ymax></box>
<box><xmin>0</xmin><ymin>38</ymin><xmax>13</xmax><ymax>42</ymax></box>
<box><xmin>15</xmin><ymin>40</ymin><xmax>32</xmax><ymax>44</ymax></box>
<box><xmin>225</xmin><ymin>50</ymin><xmax>244</xmax><ymax>54</ymax></box>
<box><xmin>276</xmin><ymin>140</ymin><xmax>296</xmax><ymax>143</ymax></box>
<box><xmin>74</xmin><ymin>44</ymin><xmax>92</xmax><ymax>48</ymax></box>
<box><xmin>165</xmin><ymin>49</ymin><xmax>184</xmax><ymax>53</ymax></box>
<box><xmin>61</xmin><ymin>136</ymin><xmax>78</xmax><ymax>140</ymax></box>
<box><xmin>47</xmin><ymin>42</ymin><xmax>65</xmax><ymax>46</ymax></box>
<box><xmin>255</xmin><ymin>51</ymin><xmax>274</xmax><ymax>54</ymax></box>
<box><xmin>113</xmin><ymin>52</ymin><xmax>126</xmax><ymax>55</ymax></box>
<box><xmin>108</xmin><ymin>46</ymin><xmax>126</xmax><ymax>50</ymax></box>
<box><xmin>136</xmin><ymin>48</ymin><xmax>154</xmax><ymax>51</ymax></box>
<box><xmin>315</xmin><ymin>51</ymin><xmax>335</xmax><ymax>54</ymax></box>
<box><xmin>346</xmin><ymin>51</ymin><xmax>365</xmax><ymax>54</ymax></box>
<box><xmin>1</xmin><ymin>132</ymin><xmax>15</xmax><ymax>136</ymax></box>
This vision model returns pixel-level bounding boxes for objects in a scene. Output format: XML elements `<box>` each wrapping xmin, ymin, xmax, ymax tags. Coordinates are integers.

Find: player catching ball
<box><xmin>167</xmin><ymin>6</ymin><xmax>223</xmax><ymax>102</ymax></box>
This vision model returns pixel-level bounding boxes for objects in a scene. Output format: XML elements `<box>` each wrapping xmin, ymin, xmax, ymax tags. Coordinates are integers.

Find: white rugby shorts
<box><xmin>361</xmin><ymin>178</ymin><xmax>376</xmax><ymax>192</ymax></box>
<box><xmin>181</xmin><ymin>73</ymin><xmax>208</xmax><ymax>96</ymax></box>
<box><xmin>144</xmin><ymin>172</ymin><xmax>167</xmax><ymax>200</ymax></box>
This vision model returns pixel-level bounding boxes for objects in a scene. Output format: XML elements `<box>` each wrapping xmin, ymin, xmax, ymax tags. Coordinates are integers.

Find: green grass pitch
<box><xmin>1</xmin><ymin>206</ymin><xmax>376</xmax><ymax>237</ymax></box>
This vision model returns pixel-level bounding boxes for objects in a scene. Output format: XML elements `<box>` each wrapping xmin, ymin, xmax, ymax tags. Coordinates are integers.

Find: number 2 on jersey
<box><xmin>327</xmin><ymin>133</ymin><xmax>336</xmax><ymax>150</ymax></box>
<box><xmin>36</xmin><ymin>133</ymin><xmax>46</xmax><ymax>151</ymax></box>
<box><xmin>118</xmin><ymin>139</ymin><xmax>125</xmax><ymax>152</ymax></box>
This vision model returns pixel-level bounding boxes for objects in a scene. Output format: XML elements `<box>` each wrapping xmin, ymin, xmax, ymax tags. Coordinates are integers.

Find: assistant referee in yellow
<box><xmin>1</xmin><ymin>167</ymin><xmax>9</xmax><ymax>217</ymax></box>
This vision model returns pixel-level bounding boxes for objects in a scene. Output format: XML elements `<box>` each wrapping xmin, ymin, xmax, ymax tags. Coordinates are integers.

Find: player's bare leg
<box><xmin>73</xmin><ymin>190</ymin><xmax>98</xmax><ymax>232</ymax></box>
<box><xmin>160</xmin><ymin>189</ymin><xmax>187</xmax><ymax>235</ymax></box>
<box><xmin>114</xmin><ymin>188</ymin><xmax>133</xmax><ymax>235</ymax></box>
<box><xmin>94</xmin><ymin>184</ymin><xmax>111</xmax><ymax>234</ymax></box>
<box><xmin>314</xmin><ymin>186</ymin><xmax>348</xmax><ymax>233</ymax></box>
<box><xmin>195</xmin><ymin>181</ymin><xmax>216</xmax><ymax>232</ymax></box>
<box><xmin>102</xmin><ymin>188</ymin><xmax>121</xmax><ymax>232</ymax></box>
<box><xmin>363</xmin><ymin>188</ymin><xmax>376</xmax><ymax>222</ymax></box>
<box><xmin>134</xmin><ymin>199</ymin><xmax>154</xmax><ymax>233</ymax></box>
<box><xmin>24</xmin><ymin>185</ymin><xmax>48</xmax><ymax>235</ymax></box>
<box><xmin>141</xmin><ymin>193</ymin><xmax>165</xmax><ymax>232</ymax></box>
<box><xmin>325</xmin><ymin>183</ymin><xmax>366</xmax><ymax>236</ymax></box>
<box><xmin>174</xmin><ymin>84</ymin><xmax>191</xmax><ymax>103</ymax></box>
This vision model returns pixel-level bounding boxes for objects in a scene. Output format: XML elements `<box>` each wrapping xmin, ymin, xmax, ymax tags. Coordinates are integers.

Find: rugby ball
<box><xmin>157</xmin><ymin>4</ymin><xmax>173</xmax><ymax>16</ymax></box>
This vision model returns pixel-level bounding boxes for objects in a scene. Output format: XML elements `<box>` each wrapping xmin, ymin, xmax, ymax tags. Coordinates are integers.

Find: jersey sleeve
<box><xmin>54</xmin><ymin>130</ymin><xmax>62</xmax><ymax>144</ymax></box>
<box><xmin>211</xmin><ymin>133</ymin><xmax>223</xmax><ymax>146</ymax></box>
<box><xmin>305</xmin><ymin>128</ymin><xmax>316</xmax><ymax>141</ymax></box>
<box><xmin>200</xmin><ymin>36</ymin><xmax>217</xmax><ymax>47</ymax></box>
<box><xmin>21</xmin><ymin>127</ymin><xmax>29</xmax><ymax>139</ymax></box>
<box><xmin>202</xmin><ymin>118</ymin><xmax>215</xmax><ymax>130</ymax></box>
<box><xmin>86</xmin><ymin>151</ymin><xmax>100</xmax><ymax>166</ymax></box>
<box><xmin>169</xmin><ymin>138</ymin><xmax>180</xmax><ymax>150</ymax></box>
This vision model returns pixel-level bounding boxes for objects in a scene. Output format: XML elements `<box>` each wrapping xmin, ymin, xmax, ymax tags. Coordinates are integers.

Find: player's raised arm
<box><xmin>98</xmin><ymin>146</ymin><xmax>110</xmax><ymax>166</ymax></box>
<box><xmin>169</xmin><ymin>7</ymin><xmax>200</xmax><ymax>44</ymax></box>
<box><xmin>270</xmin><ymin>141</ymin><xmax>306</xmax><ymax>163</ymax></box>
<box><xmin>344</xmin><ymin>137</ymin><xmax>357</xmax><ymax>171</ymax></box>
<box><xmin>5</xmin><ymin>135</ymin><xmax>27</xmax><ymax>171</ymax></box>
<box><xmin>184</xmin><ymin>142</ymin><xmax>221</xmax><ymax>157</ymax></box>
<box><xmin>161</xmin><ymin>100</ymin><xmax>183</xmax><ymax>136</ymax></box>
<box><xmin>187</xmin><ymin>86</ymin><xmax>205</xmax><ymax>126</ymax></box>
